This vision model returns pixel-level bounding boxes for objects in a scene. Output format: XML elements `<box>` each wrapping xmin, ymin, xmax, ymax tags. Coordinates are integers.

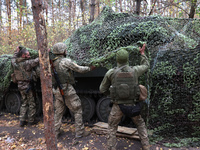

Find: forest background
<box><xmin>0</xmin><ymin>0</ymin><xmax>200</xmax><ymax>55</ymax></box>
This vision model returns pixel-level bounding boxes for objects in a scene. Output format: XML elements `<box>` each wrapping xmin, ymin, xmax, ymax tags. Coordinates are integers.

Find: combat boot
<box><xmin>107</xmin><ymin>146</ymin><xmax>116</xmax><ymax>150</ymax></box>
<box><xmin>28</xmin><ymin>119</ymin><xmax>39</xmax><ymax>126</ymax></box>
<box><xmin>75</xmin><ymin>130</ymin><xmax>90</xmax><ymax>138</ymax></box>
<box><xmin>56</xmin><ymin>129</ymin><xmax>64</xmax><ymax>139</ymax></box>
<box><xmin>143</xmin><ymin>145</ymin><xmax>150</xmax><ymax>150</ymax></box>
<box><xmin>20</xmin><ymin>121</ymin><xmax>27</xmax><ymax>127</ymax></box>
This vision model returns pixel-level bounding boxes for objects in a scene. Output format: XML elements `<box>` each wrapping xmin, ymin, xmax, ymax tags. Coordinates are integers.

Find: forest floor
<box><xmin>0</xmin><ymin>112</ymin><xmax>199</xmax><ymax>150</ymax></box>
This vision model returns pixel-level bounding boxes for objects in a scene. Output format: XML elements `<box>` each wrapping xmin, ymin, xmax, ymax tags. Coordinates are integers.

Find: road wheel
<box><xmin>96</xmin><ymin>97</ymin><xmax>111</xmax><ymax>123</ymax></box>
<box><xmin>70</xmin><ymin>96</ymin><xmax>96</xmax><ymax>122</ymax></box>
<box><xmin>4</xmin><ymin>92</ymin><xmax>21</xmax><ymax>114</ymax></box>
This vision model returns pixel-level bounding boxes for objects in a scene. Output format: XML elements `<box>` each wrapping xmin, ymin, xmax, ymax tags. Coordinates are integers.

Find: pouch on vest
<box><xmin>118</xmin><ymin>102</ymin><xmax>143</xmax><ymax>117</ymax></box>
<box><xmin>109</xmin><ymin>66</ymin><xmax>140</xmax><ymax>104</ymax></box>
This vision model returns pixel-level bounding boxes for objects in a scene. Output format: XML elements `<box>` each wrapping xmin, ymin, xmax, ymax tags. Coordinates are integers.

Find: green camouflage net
<box><xmin>0</xmin><ymin>54</ymin><xmax>13</xmax><ymax>99</ymax></box>
<box><xmin>63</xmin><ymin>6</ymin><xmax>200</xmax><ymax>146</ymax></box>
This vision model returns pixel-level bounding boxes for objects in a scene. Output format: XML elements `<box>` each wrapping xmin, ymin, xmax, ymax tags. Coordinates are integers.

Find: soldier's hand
<box><xmin>139</xmin><ymin>43</ymin><xmax>146</xmax><ymax>55</ymax></box>
<box><xmin>90</xmin><ymin>65</ymin><xmax>96</xmax><ymax>71</ymax></box>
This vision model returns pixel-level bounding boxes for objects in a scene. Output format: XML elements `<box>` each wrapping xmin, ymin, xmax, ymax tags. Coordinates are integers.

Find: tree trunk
<box><xmin>96</xmin><ymin>0</ymin><xmax>100</xmax><ymax>16</ymax></box>
<box><xmin>89</xmin><ymin>0</ymin><xmax>95</xmax><ymax>23</ymax></box>
<box><xmin>119</xmin><ymin>0</ymin><xmax>122</xmax><ymax>12</ymax></box>
<box><xmin>71</xmin><ymin>0</ymin><xmax>76</xmax><ymax>31</ymax></box>
<box><xmin>189</xmin><ymin>0</ymin><xmax>197</xmax><ymax>18</ymax></box>
<box><xmin>136</xmin><ymin>0</ymin><xmax>141</xmax><ymax>15</ymax></box>
<box><xmin>25</xmin><ymin>0</ymin><xmax>29</xmax><ymax>26</ymax></box>
<box><xmin>0</xmin><ymin>0</ymin><xmax>2</xmax><ymax>25</ymax></box>
<box><xmin>52</xmin><ymin>0</ymin><xmax>54</xmax><ymax>27</ymax></box>
<box><xmin>149</xmin><ymin>0</ymin><xmax>157</xmax><ymax>16</ymax></box>
<box><xmin>69</xmin><ymin>0</ymin><xmax>72</xmax><ymax>35</ymax></box>
<box><xmin>115</xmin><ymin>0</ymin><xmax>118</xmax><ymax>12</ymax></box>
<box><xmin>6</xmin><ymin>0</ymin><xmax>11</xmax><ymax>45</ymax></box>
<box><xmin>80</xmin><ymin>0</ymin><xmax>86</xmax><ymax>25</ymax></box>
<box><xmin>31</xmin><ymin>0</ymin><xmax>57</xmax><ymax>150</ymax></box>
<box><xmin>20</xmin><ymin>0</ymin><xmax>23</xmax><ymax>28</ymax></box>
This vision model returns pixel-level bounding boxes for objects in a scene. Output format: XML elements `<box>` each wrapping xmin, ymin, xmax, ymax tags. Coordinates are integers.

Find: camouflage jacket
<box><xmin>13</xmin><ymin>57</ymin><xmax>39</xmax><ymax>91</ymax></box>
<box><xmin>52</xmin><ymin>56</ymin><xmax>91</xmax><ymax>86</ymax></box>
<box><xmin>99</xmin><ymin>54</ymin><xmax>149</xmax><ymax>96</ymax></box>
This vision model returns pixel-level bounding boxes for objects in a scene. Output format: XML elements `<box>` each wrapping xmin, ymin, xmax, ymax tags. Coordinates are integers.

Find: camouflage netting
<box><xmin>63</xmin><ymin>6</ymin><xmax>200</xmax><ymax>146</ymax></box>
<box><xmin>0</xmin><ymin>6</ymin><xmax>200</xmax><ymax>147</ymax></box>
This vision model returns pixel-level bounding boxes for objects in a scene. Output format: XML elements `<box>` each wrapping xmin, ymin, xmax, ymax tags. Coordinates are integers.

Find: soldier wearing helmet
<box><xmin>12</xmin><ymin>46</ymin><xmax>40</xmax><ymax>127</ymax></box>
<box><xmin>99</xmin><ymin>44</ymin><xmax>150</xmax><ymax>150</ymax></box>
<box><xmin>51</xmin><ymin>42</ymin><xmax>95</xmax><ymax>139</ymax></box>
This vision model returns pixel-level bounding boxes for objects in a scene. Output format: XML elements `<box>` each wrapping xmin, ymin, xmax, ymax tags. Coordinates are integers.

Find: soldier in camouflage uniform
<box><xmin>51</xmin><ymin>42</ymin><xmax>95</xmax><ymax>138</ymax></box>
<box><xmin>99</xmin><ymin>44</ymin><xmax>150</xmax><ymax>150</ymax></box>
<box><xmin>12</xmin><ymin>47</ymin><xmax>39</xmax><ymax>127</ymax></box>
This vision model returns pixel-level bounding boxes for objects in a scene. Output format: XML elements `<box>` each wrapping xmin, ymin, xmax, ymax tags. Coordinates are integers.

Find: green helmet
<box><xmin>53</xmin><ymin>42</ymin><xmax>67</xmax><ymax>54</ymax></box>
<box><xmin>116</xmin><ymin>48</ymin><xmax>129</xmax><ymax>64</ymax></box>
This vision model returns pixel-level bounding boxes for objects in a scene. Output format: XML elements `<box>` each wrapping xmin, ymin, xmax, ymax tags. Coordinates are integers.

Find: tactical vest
<box><xmin>109</xmin><ymin>65</ymin><xmax>140</xmax><ymax>104</ymax></box>
<box><xmin>14</xmin><ymin>61</ymin><xmax>32</xmax><ymax>81</ymax></box>
<box><xmin>52</xmin><ymin>58</ymin><xmax>75</xmax><ymax>85</ymax></box>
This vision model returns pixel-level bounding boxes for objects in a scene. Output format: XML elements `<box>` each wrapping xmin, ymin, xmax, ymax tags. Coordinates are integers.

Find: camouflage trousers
<box><xmin>53</xmin><ymin>84</ymin><xmax>84</xmax><ymax>136</ymax></box>
<box><xmin>19</xmin><ymin>89</ymin><xmax>36</xmax><ymax>122</ymax></box>
<box><xmin>107</xmin><ymin>104</ymin><xmax>149</xmax><ymax>149</ymax></box>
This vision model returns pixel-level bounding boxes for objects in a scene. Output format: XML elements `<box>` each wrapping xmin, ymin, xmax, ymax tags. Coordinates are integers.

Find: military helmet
<box><xmin>116</xmin><ymin>48</ymin><xmax>129</xmax><ymax>64</ymax></box>
<box><xmin>53</xmin><ymin>42</ymin><xmax>67</xmax><ymax>54</ymax></box>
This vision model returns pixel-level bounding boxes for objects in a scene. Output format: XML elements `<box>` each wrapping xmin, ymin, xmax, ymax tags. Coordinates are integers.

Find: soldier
<box><xmin>99</xmin><ymin>44</ymin><xmax>150</xmax><ymax>150</ymax></box>
<box><xmin>12</xmin><ymin>46</ymin><xmax>39</xmax><ymax>127</ymax></box>
<box><xmin>51</xmin><ymin>42</ymin><xmax>95</xmax><ymax>138</ymax></box>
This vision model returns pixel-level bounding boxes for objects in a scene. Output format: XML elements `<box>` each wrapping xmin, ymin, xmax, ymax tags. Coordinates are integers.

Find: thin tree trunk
<box><xmin>80</xmin><ymin>0</ymin><xmax>86</xmax><ymax>25</ymax></box>
<box><xmin>31</xmin><ymin>1</ymin><xmax>57</xmax><ymax>150</ymax></box>
<box><xmin>45</xmin><ymin>0</ymin><xmax>48</xmax><ymax>24</ymax></box>
<box><xmin>71</xmin><ymin>0</ymin><xmax>76</xmax><ymax>31</ymax></box>
<box><xmin>20</xmin><ymin>0</ymin><xmax>23</xmax><ymax>28</ymax></box>
<box><xmin>189</xmin><ymin>0</ymin><xmax>197</xmax><ymax>18</ymax></box>
<box><xmin>0</xmin><ymin>0</ymin><xmax>2</xmax><ymax>25</ymax></box>
<box><xmin>119</xmin><ymin>0</ymin><xmax>122</xmax><ymax>12</ymax></box>
<box><xmin>115</xmin><ymin>0</ymin><xmax>118</xmax><ymax>12</ymax></box>
<box><xmin>69</xmin><ymin>0</ymin><xmax>72</xmax><ymax>35</ymax></box>
<box><xmin>25</xmin><ymin>0</ymin><xmax>29</xmax><ymax>25</ymax></box>
<box><xmin>6</xmin><ymin>0</ymin><xmax>11</xmax><ymax>45</ymax></box>
<box><xmin>136</xmin><ymin>0</ymin><xmax>141</xmax><ymax>15</ymax></box>
<box><xmin>16</xmin><ymin>0</ymin><xmax>20</xmax><ymax>32</ymax></box>
<box><xmin>52</xmin><ymin>0</ymin><xmax>54</xmax><ymax>27</ymax></box>
<box><xmin>89</xmin><ymin>0</ymin><xmax>95</xmax><ymax>23</ymax></box>
<box><xmin>149</xmin><ymin>0</ymin><xmax>157</xmax><ymax>16</ymax></box>
<box><xmin>96</xmin><ymin>0</ymin><xmax>100</xmax><ymax>16</ymax></box>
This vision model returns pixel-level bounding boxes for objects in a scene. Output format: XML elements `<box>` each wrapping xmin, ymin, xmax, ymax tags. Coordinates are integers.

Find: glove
<box><xmin>90</xmin><ymin>65</ymin><xmax>96</xmax><ymax>71</ymax></box>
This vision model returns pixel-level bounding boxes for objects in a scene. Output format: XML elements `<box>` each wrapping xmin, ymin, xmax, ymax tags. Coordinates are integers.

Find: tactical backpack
<box><xmin>109</xmin><ymin>65</ymin><xmax>140</xmax><ymax>104</ymax></box>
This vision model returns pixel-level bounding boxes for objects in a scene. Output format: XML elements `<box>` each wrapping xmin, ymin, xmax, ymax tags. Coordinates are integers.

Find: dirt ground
<box><xmin>0</xmin><ymin>112</ymin><xmax>199</xmax><ymax>150</ymax></box>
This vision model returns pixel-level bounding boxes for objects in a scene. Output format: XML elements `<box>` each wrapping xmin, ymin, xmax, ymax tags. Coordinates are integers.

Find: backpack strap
<box><xmin>112</xmin><ymin>65</ymin><xmax>127</xmax><ymax>79</ymax></box>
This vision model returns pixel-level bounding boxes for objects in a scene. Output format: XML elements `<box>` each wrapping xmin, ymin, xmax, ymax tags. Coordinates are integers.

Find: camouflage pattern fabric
<box><xmin>13</xmin><ymin>57</ymin><xmax>39</xmax><ymax>123</ymax></box>
<box><xmin>100</xmin><ymin>52</ymin><xmax>150</xmax><ymax>149</ymax></box>
<box><xmin>19</xmin><ymin>89</ymin><xmax>36</xmax><ymax>122</ymax></box>
<box><xmin>99</xmin><ymin>54</ymin><xmax>149</xmax><ymax>97</ymax></box>
<box><xmin>107</xmin><ymin>104</ymin><xmax>149</xmax><ymax>149</ymax></box>
<box><xmin>52</xmin><ymin>56</ymin><xmax>90</xmax><ymax>136</ymax></box>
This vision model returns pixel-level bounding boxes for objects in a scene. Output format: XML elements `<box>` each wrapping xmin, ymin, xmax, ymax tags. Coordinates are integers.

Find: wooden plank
<box><xmin>92</xmin><ymin>126</ymin><xmax>140</xmax><ymax>140</ymax></box>
<box><xmin>94</xmin><ymin>122</ymin><xmax>137</xmax><ymax>135</ymax></box>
